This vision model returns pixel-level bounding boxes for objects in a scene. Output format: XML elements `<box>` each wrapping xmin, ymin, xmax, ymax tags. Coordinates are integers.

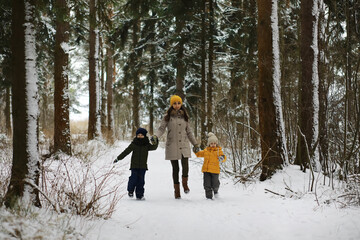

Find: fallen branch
<box><xmin>234</xmin><ymin>146</ymin><xmax>273</xmax><ymax>184</ymax></box>
<box><xmin>264</xmin><ymin>188</ymin><xmax>285</xmax><ymax>197</ymax></box>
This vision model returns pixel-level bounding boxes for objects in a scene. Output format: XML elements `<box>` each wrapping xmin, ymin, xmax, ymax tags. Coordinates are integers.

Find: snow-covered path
<box><xmin>88</xmin><ymin>141</ymin><xmax>360</xmax><ymax>240</ymax></box>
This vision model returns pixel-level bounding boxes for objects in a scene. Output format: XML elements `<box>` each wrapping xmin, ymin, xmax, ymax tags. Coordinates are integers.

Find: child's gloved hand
<box><xmin>218</xmin><ymin>155</ymin><xmax>225</xmax><ymax>162</ymax></box>
<box><xmin>113</xmin><ymin>158</ymin><xmax>119</xmax><ymax>163</ymax></box>
<box><xmin>193</xmin><ymin>144</ymin><xmax>200</xmax><ymax>153</ymax></box>
<box><xmin>150</xmin><ymin>135</ymin><xmax>158</xmax><ymax>145</ymax></box>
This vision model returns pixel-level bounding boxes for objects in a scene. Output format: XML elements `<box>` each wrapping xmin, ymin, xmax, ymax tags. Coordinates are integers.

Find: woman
<box><xmin>153</xmin><ymin>95</ymin><xmax>199</xmax><ymax>199</ymax></box>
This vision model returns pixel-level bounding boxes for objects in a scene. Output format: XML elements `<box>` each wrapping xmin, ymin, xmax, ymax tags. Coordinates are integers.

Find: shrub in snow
<box><xmin>0</xmin><ymin>205</ymin><xmax>86</xmax><ymax>239</ymax></box>
<box><xmin>40</xmin><ymin>149</ymin><xmax>124</xmax><ymax>219</ymax></box>
<box><xmin>338</xmin><ymin>174</ymin><xmax>360</xmax><ymax>207</ymax></box>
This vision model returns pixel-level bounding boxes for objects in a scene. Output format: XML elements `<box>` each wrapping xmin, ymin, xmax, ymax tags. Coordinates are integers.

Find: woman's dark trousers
<box><xmin>170</xmin><ymin>156</ymin><xmax>189</xmax><ymax>184</ymax></box>
<box><xmin>127</xmin><ymin>169</ymin><xmax>146</xmax><ymax>199</ymax></box>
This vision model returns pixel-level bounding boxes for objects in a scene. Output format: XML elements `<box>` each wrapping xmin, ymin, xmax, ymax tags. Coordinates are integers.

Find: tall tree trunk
<box><xmin>175</xmin><ymin>17</ymin><xmax>185</xmax><ymax>101</ymax></box>
<box><xmin>132</xmin><ymin>19</ymin><xmax>140</xmax><ymax>136</ymax></box>
<box><xmin>200</xmin><ymin>0</ymin><xmax>207</xmax><ymax>148</ymax></box>
<box><xmin>88</xmin><ymin>0</ymin><xmax>101</xmax><ymax>140</ymax></box>
<box><xmin>5</xmin><ymin>0</ymin><xmax>41</xmax><ymax>208</ymax></box>
<box><xmin>40</xmin><ymin>79</ymin><xmax>50</xmax><ymax>135</ymax></box>
<box><xmin>247</xmin><ymin>0</ymin><xmax>259</xmax><ymax>149</ymax></box>
<box><xmin>100</xmin><ymin>39</ymin><xmax>107</xmax><ymax>136</ymax></box>
<box><xmin>207</xmin><ymin>0</ymin><xmax>214</xmax><ymax>133</ymax></box>
<box><xmin>106</xmin><ymin>45</ymin><xmax>114</xmax><ymax>141</ymax></box>
<box><xmin>228</xmin><ymin>0</ymin><xmax>242</xmax><ymax>107</ymax></box>
<box><xmin>343</xmin><ymin>0</ymin><xmax>353</xmax><ymax>177</ymax></box>
<box><xmin>54</xmin><ymin>0</ymin><xmax>71</xmax><ymax>155</ymax></box>
<box><xmin>318</xmin><ymin>0</ymin><xmax>329</xmax><ymax>174</ymax></box>
<box><xmin>227</xmin><ymin>0</ymin><xmax>243</xmax><ymax>161</ymax></box>
<box><xmin>149</xmin><ymin>45</ymin><xmax>156</xmax><ymax>135</ymax></box>
<box><xmin>295</xmin><ymin>0</ymin><xmax>320</xmax><ymax>172</ymax></box>
<box><xmin>5</xmin><ymin>85</ymin><xmax>12</xmax><ymax>137</ymax></box>
<box><xmin>257</xmin><ymin>0</ymin><xmax>288</xmax><ymax>181</ymax></box>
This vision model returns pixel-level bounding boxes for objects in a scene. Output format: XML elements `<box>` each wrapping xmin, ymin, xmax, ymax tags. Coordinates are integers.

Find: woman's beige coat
<box><xmin>156</xmin><ymin>109</ymin><xmax>197</xmax><ymax>160</ymax></box>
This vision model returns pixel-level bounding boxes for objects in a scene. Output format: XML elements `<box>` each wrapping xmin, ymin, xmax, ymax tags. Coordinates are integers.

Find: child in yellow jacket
<box><xmin>193</xmin><ymin>132</ymin><xmax>226</xmax><ymax>199</ymax></box>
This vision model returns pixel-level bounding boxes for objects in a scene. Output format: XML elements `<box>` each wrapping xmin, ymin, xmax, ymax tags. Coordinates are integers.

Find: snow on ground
<box><xmin>88</xmin><ymin>141</ymin><xmax>360</xmax><ymax>240</ymax></box>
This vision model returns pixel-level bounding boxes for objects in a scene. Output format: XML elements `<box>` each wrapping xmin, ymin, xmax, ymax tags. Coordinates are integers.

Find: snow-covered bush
<box><xmin>40</xmin><ymin>148</ymin><xmax>124</xmax><ymax>219</ymax></box>
<box><xmin>338</xmin><ymin>174</ymin><xmax>360</xmax><ymax>207</ymax></box>
<box><xmin>0</xmin><ymin>205</ymin><xmax>86</xmax><ymax>239</ymax></box>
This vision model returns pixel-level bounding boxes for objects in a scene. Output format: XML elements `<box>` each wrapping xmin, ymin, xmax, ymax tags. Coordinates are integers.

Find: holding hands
<box><xmin>113</xmin><ymin>158</ymin><xmax>119</xmax><ymax>163</ymax></box>
<box><xmin>193</xmin><ymin>144</ymin><xmax>200</xmax><ymax>153</ymax></box>
<box><xmin>150</xmin><ymin>135</ymin><xmax>158</xmax><ymax>145</ymax></box>
<box><xmin>218</xmin><ymin>155</ymin><xmax>225</xmax><ymax>162</ymax></box>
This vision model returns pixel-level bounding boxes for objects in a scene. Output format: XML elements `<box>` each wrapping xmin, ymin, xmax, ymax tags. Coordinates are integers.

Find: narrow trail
<box><xmin>88</xmin><ymin>141</ymin><xmax>360</xmax><ymax>240</ymax></box>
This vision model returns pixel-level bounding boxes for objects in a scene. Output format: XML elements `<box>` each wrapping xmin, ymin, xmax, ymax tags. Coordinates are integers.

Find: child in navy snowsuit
<box><xmin>114</xmin><ymin>128</ymin><xmax>158</xmax><ymax>200</ymax></box>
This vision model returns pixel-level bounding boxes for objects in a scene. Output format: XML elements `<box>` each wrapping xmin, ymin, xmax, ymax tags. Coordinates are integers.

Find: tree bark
<box><xmin>54</xmin><ymin>0</ymin><xmax>71</xmax><ymax>155</ymax></box>
<box><xmin>228</xmin><ymin>0</ymin><xmax>242</xmax><ymax>107</ymax></box>
<box><xmin>343</xmin><ymin>0</ymin><xmax>353</xmax><ymax>169</ymax></box>
<box><xmin>106</xmin><ymin>45</ymin><xmax>114</xmax><ymax>141</ymax></box>
<box><xmin>257</xmin><ymin>0</ymin><xmax>288</xmax><ymax>181</ymax></box>
<box><xmin>5</xmin><ymin>85</ymin><xmax>12</xmax><ymax>137</ymax></box>
<box><xmin>200</xmin><ymin>0</ymin><xmax>207</xmax><ymax>148</ymax></box>
<box><xmin>149</xmin><ymin>44</ymin><xmax>156</xmax><ymax>135</ymax></box>
<box><xmin>131</xmin><ymin>19</ymin><xmax>140</xmax><ymax>136</ymax></box>
<box><xmin>295</xmin><ymin>0</ymin><xmax>320</xmax><ymax>172</ymax></box>
<box><xmin>5</xmin><ymin>0</ymin><xmax>41</xmax><ymax>208</ymax></box>
<box><xmin>100</xmin><ymin>39</ymin><xmax>107</xmax><ymax>136</ymax></box>
<box><xmin>88</xmin><ymin>0</ymin><xmax>101</xmax><ymax>140</ymax></box>
<box><xmin>175</xmin><ymin>16</ymin><xmax>186</xmax><ymax>101</ymax></box>
<box><xmin>247</xmin><ymin>0</ymin><xmax>259</xmax><ymax>149</ymax></box>
<box><xmin>207</xmin><ymin>0</ymin><xmax>214</xmax><ymax>133</ymax></box>
<box><xmin>318</xmin><ymin>0</ymin><xmax>329</xmax><ymax>173</ymax></box>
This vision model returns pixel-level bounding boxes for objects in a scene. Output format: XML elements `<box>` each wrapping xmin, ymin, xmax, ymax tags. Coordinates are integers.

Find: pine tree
<box><xmin>54</xmin><ymin>0</ymin><xmax>71</xmax><ymax>154</ymax></box>
<box><xmin>295</xmin><ymin>0</ymin><xmax>320</xmax><ymax>172</ymax></box>
<box><xmin>257</xmin><ymin>0</ymin><xmax>288</xmax><ymax>181</ymax></box>
<box><xmin>5</xmin><ymin>0</ymin><xmax>41</xmax><ymax>208</ymax></box>
<box><xmin>88</xmin><ymin>0</ymin><xmax>102</xmax><ymax>140</ymax></box>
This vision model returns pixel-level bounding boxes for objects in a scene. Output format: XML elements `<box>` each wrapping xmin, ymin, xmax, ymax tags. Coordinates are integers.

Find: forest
<box><xmin>0</xmin><ymin>0</ymin><xmax>359</xmax><ymax>214</ymax></box>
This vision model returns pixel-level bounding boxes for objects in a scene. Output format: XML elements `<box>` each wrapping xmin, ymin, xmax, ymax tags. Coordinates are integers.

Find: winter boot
<box><xmin>205</xmin><ymin>190</ymin><xmax>213</xmax><ymax>200</ymax></box>
<box><xmin>174</xmin><ymin>184</ymin><xmax>181</xmax><ymax>199</ymax></box>
<box><xmin>182</xmin><ymin>176</ymin><xmax>190</xmax><ymax>194</ymax></box>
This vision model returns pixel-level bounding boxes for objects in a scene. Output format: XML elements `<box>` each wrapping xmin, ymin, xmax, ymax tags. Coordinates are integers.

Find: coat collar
<box><xmin>170</xmin><ymin>109</ymin><xmax>184</xmax><ymax>118</ymax></box>
<box><xmin>132</xmin><ymin>137</ymin><xmax>150</xmax><ymax>146</ymax></box>
<box><xmin>206</xmin><ymin>146</ymin><xmax>221</xmax><ymax>152</ymax></box>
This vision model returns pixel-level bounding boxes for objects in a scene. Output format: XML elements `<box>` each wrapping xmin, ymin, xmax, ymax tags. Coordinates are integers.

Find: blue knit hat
<box><xmin>136</xmin><ymin>128</ymin><xmax>148</xmax><ymax>137</ymax></box>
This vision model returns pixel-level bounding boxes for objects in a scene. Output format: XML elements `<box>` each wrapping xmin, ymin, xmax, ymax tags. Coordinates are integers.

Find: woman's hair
<box><xmin>164</xmin><ymin>105</ymin><xmax>189</xmax><ymax>122</ymax></box>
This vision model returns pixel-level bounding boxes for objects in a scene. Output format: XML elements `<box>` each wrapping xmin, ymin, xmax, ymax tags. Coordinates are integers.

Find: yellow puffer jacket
<box><xmin>195</xmin><ymin>146</ymin><xmax>226</xmax><ymax>174</ymax></box>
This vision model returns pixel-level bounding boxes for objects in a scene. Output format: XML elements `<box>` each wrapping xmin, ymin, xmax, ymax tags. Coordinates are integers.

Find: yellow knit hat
<box><xmin>170</xmin><ymin>95</ymin><xmax>183</xmax><ymax>106</ymax></box>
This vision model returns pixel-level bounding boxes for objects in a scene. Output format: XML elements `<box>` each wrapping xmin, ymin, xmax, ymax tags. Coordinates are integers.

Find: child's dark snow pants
<box><xmin>203</xmin><ymin>172</ymin><xmax>220</xmax><ymax>199</ymax></box>
<box><xmin>128</xmin><ymin>168</ymin><xmax>146</xmax><ymax>198</ymax></box>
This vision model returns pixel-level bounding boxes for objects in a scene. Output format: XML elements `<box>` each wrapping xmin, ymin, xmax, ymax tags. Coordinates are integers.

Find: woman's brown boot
<box><xmin>182</xmin><ymin>176</ymin><xmax>190</xmax><ymax>193</ymax></box>
<box><xmin>174</xmin><ymin>184</ymin><xmax>181</xmax><ymax>199</ymax></box>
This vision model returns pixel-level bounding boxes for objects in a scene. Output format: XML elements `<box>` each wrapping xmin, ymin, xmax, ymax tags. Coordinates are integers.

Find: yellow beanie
<box><xmin>170</xmin><ymin>95</ymin><xmax>183</xmax><ymax>106</ymax></box>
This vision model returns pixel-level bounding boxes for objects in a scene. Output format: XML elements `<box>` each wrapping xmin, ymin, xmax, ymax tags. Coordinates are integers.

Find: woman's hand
<box><xmin>150</xmin><ymin>135</ymin><xmax>158</xmax><ymax>145</ymax></box>
<box><xmin>192</xmin><ymin>144</ymin><xmax>200</xmax><ymax>153</ymax></box>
